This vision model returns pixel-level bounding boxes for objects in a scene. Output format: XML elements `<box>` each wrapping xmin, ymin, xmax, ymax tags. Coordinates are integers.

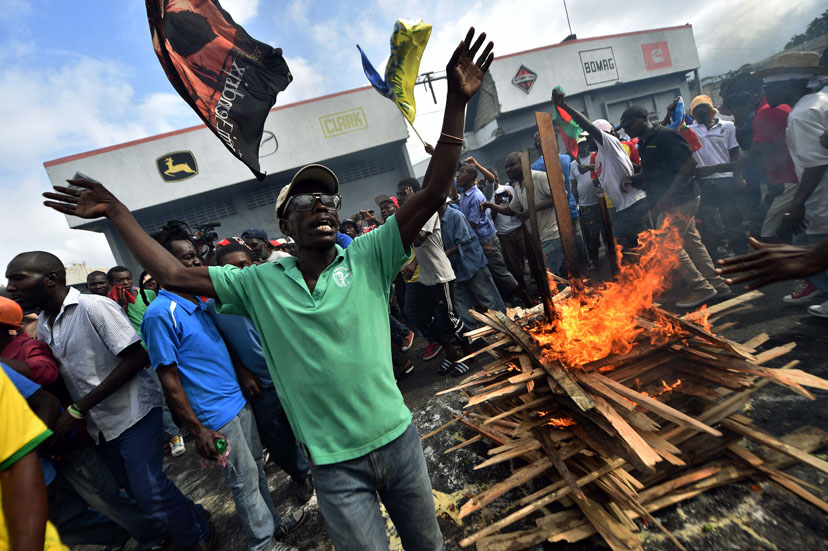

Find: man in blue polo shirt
<box><xmin>455</xmin><ymin>165</ymin><xmax>532</xmax><ymax>306</ymax></box>
<box><xmin>140</xmin><ymin>224</ymin><xmax>304</xmax><ymax>551</ymax></box>
<box><xmin>43</xmin><ymin>29</ymin><xmax>494</xmax><ymax>551</ymax></box>
<box><xmin>439</xmin><ymin>201</ymin><xmax>506</xmax><ymax>335</ymax></box>
<box><xmin>205</xmin><ymin>241</ymin><xmax>313</xmax><ymax>502</ymax></box>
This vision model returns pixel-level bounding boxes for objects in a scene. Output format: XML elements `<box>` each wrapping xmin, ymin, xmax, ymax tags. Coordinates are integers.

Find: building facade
<box><xmin>44</xmin><ymin>87</ymin><xmax>413</xmax><ymax>273</ymax></box>
<box><xmin>462</xmin><ymin>25</ymin><xmax>701</xmax><ymax>177</ymax></box>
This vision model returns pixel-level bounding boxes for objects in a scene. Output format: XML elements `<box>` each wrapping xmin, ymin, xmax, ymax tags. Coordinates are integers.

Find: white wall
<box><xmin>44</xmin><ymin>86</ymin><xmax>408</xmax><ymax>226</ymax></box>
<box><xmin>488</xmin><ymin>25</ymin><xmax>699</xmax><ymax>115</ymax></box>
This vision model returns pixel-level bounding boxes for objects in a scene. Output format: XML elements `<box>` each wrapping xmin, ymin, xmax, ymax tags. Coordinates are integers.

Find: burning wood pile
<box><xmin>434</xmin><ymin>221</ymin><xmax>828</xmax><ymax>551</ymax></box>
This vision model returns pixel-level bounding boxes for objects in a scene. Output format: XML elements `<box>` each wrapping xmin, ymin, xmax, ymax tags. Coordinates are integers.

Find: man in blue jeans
<box><xmin>440</xmin><ymin>201</ymin><xmax>506</xmax><ymax>335</ymax></box>
<box><xmin>205</xmin><ymin>241</ymin><xmax>313</xmax><ymax>502</ymax></box>
<box><xmin>43</xmin><ymin>28</ymin><xmax>494</xmax><ymax>551</ymax></box>
<box><xmin>140</xmin><ymin>223</ymin><xmax>305</xmax><ymax>551</ymax></box>
<box><xmin>4</xmin><ymin>251</ymin><xmax>208</xmax><ymax>550</ymax></box>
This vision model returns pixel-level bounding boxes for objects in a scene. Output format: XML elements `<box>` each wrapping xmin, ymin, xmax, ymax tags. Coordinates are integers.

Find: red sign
<box><xmin>641</xmin><ymin>41</ymin><xmax>672</xmax><ymax>71</ymax></box>
<box><xmin>511</xmin><ymin>65</ymin><xmax>537</xmax><ymax>94</ymax></box>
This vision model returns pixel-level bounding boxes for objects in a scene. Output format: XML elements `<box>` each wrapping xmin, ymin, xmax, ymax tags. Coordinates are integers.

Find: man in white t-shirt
<box><xmin>490</xmin><ymin>184</ymin><xmax>532</xmax><ymax>298</ymax></box>
<box><xmin>688</xmin><ymin>95</ymin><xmax>747</xmax><ymax>256</ymax></box>
<box><xmin>406</xmin><ymin>184</ymin><xmax>474</xmax><ymax>371</ymax></box>
<box><xmin>570</xmin><ymin>137</ymin><xmax>603</xmax><ymax>269</ymax></box>
<box><xmin>483</xmin><ymin>153</ymin><xmax>567</xmax><ymax>275</ymax></box>
<box><xmin>552</xmin><ymin>91</ymin><xmax>651</xmax><ymax>254</ymax></box>
<box><xmin>761</xmin><ymin>53</ymin><xmax>828</xmax><ymax>318</ymax></box>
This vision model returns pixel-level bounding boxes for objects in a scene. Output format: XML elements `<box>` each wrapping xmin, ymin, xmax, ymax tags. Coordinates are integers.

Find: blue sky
<box><xmin>0</xmin><ymin>0</ymin><xmax>824</xmax><ymax>272</ymax></box>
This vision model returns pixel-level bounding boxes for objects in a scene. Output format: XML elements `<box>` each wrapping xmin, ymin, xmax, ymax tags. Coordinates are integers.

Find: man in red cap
<box><xmin>0</xmin><ymin>296</ymin><xmax>60</xmax><ymax>387</ymax></box>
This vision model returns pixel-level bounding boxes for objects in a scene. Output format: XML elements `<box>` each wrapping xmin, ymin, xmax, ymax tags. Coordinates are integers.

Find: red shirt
<box><xmin>1</xmin><ymin>333</ymin><xmax>60</xmax><ymax>386</ymax></box>
<box><xmin>752</xmin><ymin>98</ymin><xmax>798</xmax><ymax>184</ymax></box>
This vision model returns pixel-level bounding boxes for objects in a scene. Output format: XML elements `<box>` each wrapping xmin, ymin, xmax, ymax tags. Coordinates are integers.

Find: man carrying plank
<box><xmin>43</xmin><ymin>28</ymin><xmax>494</xmax><ymax>551</ymax></box>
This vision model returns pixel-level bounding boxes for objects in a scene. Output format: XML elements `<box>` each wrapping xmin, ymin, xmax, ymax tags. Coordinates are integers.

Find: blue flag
<box><xmin>357</xmin><ymin>45</ymin><xmax>393</xmax><ymax>99</ymax></box>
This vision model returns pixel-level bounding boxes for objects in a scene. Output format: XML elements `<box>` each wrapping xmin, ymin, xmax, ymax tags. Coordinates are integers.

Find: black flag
<box><xmin>146</xmin><ymin>0</ymin><xmax>292</xmax><ymax>179</ymax></box>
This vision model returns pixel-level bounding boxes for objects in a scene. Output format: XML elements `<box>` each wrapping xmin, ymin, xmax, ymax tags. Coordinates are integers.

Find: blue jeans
<box><xmin>541</xmin><ymin>238</ymin><xmax>565</xmax><ymax>276</ymax></box>
<box><xmin>218</xmin><ymin>404</ymin><xmax>280</xmax><ymax>551</ymax></box>
<box><xmin>56</xmin><ymin>443</ymin><xmax>165</xmax><ymax>547</ymax></box>
<box><xmin>249</xmin><ymin>385</ymin><xmax>310</xmax><ymax>482</ymax></box>
<box><xmin>454</xmin><ymin>267</ymin><xmax>507</xmax><ymax>330</ymax></box>
<box><xmin>98</xmin><ymin>407</ymin><xmax>208</xmax><ymax>548</ymax></box>
<box><xmin>389</xmin><ymin>314</ymin><xmax>411</xmax><ymax>345</ymax></box>
<box><xmin>613</xmin><ymin>199</ymin><xmax>653</xmax><ymax>252</ymax></box>
<box><xmin>50</xmin><ymin>471</ymin><xmax>130</xmax><ymax>548</ymax></box>
<box><xmin>310</xmin><ymin>423</ymin><xmax>443</xmax><ymax>551</ymax></box>
<box><xmin>148</xmin><ymin>366</ymin><xmax>182</xmax><ymax>441</ymax></box>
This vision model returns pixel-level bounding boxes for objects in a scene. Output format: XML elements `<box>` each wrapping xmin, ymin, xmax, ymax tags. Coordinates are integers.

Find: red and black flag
<box><xmin>146</xmin><ymin>0</ymin><xmax>292</xmax><ymax>179</ymax></box>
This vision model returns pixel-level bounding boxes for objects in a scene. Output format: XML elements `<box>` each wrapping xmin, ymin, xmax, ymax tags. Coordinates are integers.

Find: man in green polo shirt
<box><xmin>43</xmin><ymin>28</ymin><xmax>494</xmax><ymax>551</ymax></box>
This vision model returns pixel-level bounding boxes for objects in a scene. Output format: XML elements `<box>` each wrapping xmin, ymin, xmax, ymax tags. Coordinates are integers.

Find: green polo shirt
<box><xmin>209</xmin><ymin>214</ymin><xmax>412</xmax><ymax>465</ymax></box>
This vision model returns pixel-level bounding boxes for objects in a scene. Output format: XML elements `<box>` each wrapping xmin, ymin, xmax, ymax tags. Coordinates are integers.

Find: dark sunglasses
<box><xmin>285</xmin><ymin>193</ymin><xmax>341</xmax><ymax>213</ymax></box>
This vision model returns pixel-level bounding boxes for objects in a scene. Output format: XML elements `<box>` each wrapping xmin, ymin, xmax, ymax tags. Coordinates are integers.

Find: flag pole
<box><xmin>396</xmin><ymin>103</ymin><xmax>430</xmax><ymax>150</ymax></box>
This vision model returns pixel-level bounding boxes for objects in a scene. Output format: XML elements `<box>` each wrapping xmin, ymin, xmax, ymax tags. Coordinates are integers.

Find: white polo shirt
<box><xmin>786</xmin><ymin>91</ymin><xmax>828</xmax><ymax>235</ymax></box>
<box><xmin>690</xmin><ymin>119</ymin><xmax>739</xmax><ymax>178</ymax></box>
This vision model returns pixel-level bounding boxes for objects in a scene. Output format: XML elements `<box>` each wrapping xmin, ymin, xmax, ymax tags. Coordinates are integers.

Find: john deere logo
<box><xmin>511</xmin><ymin>65</ymin><xmax>537</xmax><ymax>94</ymax></box>
<box><xmin>156</xmin><ymin>151</ymin><xmax>198</xmax><ymax>182</ymax></box>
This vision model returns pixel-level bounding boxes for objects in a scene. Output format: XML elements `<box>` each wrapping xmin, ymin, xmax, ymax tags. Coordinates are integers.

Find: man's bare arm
<box><xmin>43</xmin><ymin>182</ymin><xmax>216</xmax><ymax>298</ymax></box>
<box><xmin>157</xmin><ymin>364</ymin><xmax>224</xmax><ymax>460</ymax></box>
<box><xmin>396</xmin><ymin>28</ymin><xmax>493</xmax><ymax>246</ymax></box>
<box><xmin>1</xmin><ymin>451</ymin><xmax>48</xmax><ymax>551</ymax></box>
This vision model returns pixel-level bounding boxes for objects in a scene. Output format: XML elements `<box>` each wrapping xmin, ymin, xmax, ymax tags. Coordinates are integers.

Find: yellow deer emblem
<box><xmin>163</xmin><ymin>156</ymin><xmax>196</xmax><ymax>176</ymax></box>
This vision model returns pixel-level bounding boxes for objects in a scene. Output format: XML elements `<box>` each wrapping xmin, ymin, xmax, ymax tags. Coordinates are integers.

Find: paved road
<box><xmin>147</xmin><ymin>283</ymin><xmax>827</xmax><ymax>551</ymax></box>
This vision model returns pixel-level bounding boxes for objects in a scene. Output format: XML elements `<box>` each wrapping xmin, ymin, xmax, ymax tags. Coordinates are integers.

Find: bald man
<box><xmin>5</xmin><ymin>251</ymin><xmax>214</xmax><ymax>551</ymax></box>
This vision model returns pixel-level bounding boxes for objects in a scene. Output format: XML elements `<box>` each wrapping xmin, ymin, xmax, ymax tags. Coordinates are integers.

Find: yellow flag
<box><xmin>385</xmin><ymin>20</ymin><xmax>432</xmax><ymax>123</ymax></box>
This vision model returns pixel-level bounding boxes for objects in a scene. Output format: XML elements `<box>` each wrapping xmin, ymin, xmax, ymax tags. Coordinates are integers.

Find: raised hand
<box><xmin>43</xmin><ymin>179</ymin><xmax>119</xmax><ymax>219</ymax></box>
<box><xmin>551</xmin><ymin>88</ymin><xmax>565</xmax><ymax>106</ymax></box>
<box><xmin>446</xmin><ymin>28</ymin><xmax>494</xmax><ymax>102</ymax></box>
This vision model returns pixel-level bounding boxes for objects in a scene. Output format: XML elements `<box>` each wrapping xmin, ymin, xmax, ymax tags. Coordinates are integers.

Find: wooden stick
<box><xmin>420</xmin><ymin>415</ymin><xmax>462</xmax><ymax>441</ymax></box>
<box><xmin>443</xmin><ymin>434</ymin><xmax>483</xmax><ymax>454</ymax></box>
<box><xmin>519</xmin><ymin>150</ymin><xmax>557</xmax><ymax>323</ymax></box>
<box><xmin>721</xmin><ymin>418</ymin><xmax>828</xmax><ymax>476</ymax></box>
<box><xmin>589</xmin><ymin>373</ymin><xmax>723</xmax><ymax>436</ymax></box>
<box><xmin>536</xmin><ymin>111</ymin><xmax>581</xmax><ymax>279</ymax></box>
<box><xmin>459</xmin><ymin>457</ymin><xmax>626</xmax><ymax>547</ymax></box>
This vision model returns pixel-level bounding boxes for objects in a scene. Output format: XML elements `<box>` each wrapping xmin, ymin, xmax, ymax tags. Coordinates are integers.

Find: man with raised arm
<box><xmin>43</xmin><ymin>28</ymin><xmax>494</xmax><ymax>551</ymax></box>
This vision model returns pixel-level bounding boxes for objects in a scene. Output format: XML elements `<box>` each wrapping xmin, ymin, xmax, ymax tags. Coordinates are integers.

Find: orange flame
<box><xmin>545</xmin><ymin>417</ymin><xmax>577</xmax><ymax>428</ymax></box>
<box><xmin>531</xmin><ymin>215</ymin><xmax>690</xmax><ymax>366</ymax></box>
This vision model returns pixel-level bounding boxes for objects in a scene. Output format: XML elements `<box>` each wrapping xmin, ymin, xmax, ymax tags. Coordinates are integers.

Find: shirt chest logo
<box><xmin>332</xmin><ymin>266</ymin><xmax>353</xmax><ymax>288</ymax></box>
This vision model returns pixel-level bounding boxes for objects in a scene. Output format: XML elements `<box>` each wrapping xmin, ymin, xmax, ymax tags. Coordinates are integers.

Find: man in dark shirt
<box><xmin>619</xmin><ymin>106</ymin><xmax>729</xmax><ymax>308</ymax></box>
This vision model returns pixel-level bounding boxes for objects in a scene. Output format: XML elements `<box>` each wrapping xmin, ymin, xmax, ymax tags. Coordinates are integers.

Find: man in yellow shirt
<box><xmin>0</xmin><ymin>368</ymin><xmax>67</xmax><ymax>551</ymax></box>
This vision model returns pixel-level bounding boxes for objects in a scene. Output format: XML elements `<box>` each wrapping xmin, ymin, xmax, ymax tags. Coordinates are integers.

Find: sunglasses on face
<box><xmin>285</xmin><ymin>193</ymin><xmax>341</xmax><ymax>213</ymax></box>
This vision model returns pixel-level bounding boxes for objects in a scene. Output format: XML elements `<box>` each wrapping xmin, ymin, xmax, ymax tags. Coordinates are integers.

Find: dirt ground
<box><xmin>112</xmin><ymin>283</ymin><xmax>827</xmax><ymax>551</ymax></box>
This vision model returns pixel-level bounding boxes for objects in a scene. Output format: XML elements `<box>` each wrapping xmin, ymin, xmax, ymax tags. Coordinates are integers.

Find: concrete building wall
<box><xmin>464</xmin><ymin>72</ymin><xmax>691</xmax><ymax>182</ymax></box>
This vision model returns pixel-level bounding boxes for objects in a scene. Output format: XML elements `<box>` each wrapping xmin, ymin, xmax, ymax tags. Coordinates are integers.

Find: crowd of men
<box><xmin>2</xmin><ymin>29</ymin><xmax>827</xmax><ymax>551</ymax></box>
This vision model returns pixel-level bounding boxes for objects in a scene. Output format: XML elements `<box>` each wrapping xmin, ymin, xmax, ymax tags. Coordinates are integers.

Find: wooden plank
<box><xmin>721</xmin><ymin>418</ymin><xmax>828</xmax><ymax>476</ymax></box>
<box><xmin>536</xmin><ymin>111</ymin><xmax>581</xmax><ymax>278</ymax></box>
<box><xmin>420</xmin><ymin>415</ymin><xmax>462</xmax><ymax>441</ymax></box>
<box><xmin>682</xmin><ymin>290</ymin><xmax>763</xmax><ymax>318</ymax></box>
<box><xmin>443</xmin><ymin>434</ymin><xmax>483</xmax><ymax>454</ymax></box>
<box><xmin>590</xmin><ymin>395</ymin><xmax>662</xmax><ymax>468</ymax></box>
<box><xmin>484</xmin><ymin>396</ymin><xmax>551</xmax><ymax>426</ymax></box>
<box><xmin>459</xmin><ymin>457</ymin><xmax>554</xmax><ymax>519</ymax></box>
<box><xmin>533</xmin><ymin>427</ymin><xmax>586</xmax><ymax>501</ymax></box>
<box><xmin>743</xmin><ymin>332</ymin><xmax>770</xmax><ymax>350</ymax></box>
<box><xmin>541</xmin><ymin>358</ymin><xmax>595</xmax><ymax>412</ymax></box>
<box><xmin>519</xmin><ymin>149</ymin><xmax>557</xmax><ymax>322</ymax></box>
<box><xmin>590</xmin><ymin>373</ymin><xmax>723</xmax><ymax>436</ymax></box>
<box><xmin>458</xmin><ymin>457</ymin><xmax>626</xmax><ymax>547</ymax></box>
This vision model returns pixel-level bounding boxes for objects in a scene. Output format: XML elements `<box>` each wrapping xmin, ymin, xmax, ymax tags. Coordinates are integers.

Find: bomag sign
<box><xmin>579</xmin><ymin>47</ymin><xmax>619</xmax><ymax>86</ymax></box>
<box><xmin>319</xmin><ymin>107</ymin><xmax>368</xmax><ymax>138</ymax></box>
<box><xmin>156</xmin><ymin>151</ymin><xmax>198</xmax><ymax>182</ymax></box>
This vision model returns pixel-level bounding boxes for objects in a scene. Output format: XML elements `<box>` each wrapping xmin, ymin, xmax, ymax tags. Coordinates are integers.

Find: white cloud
<box><xmin>0</xmin><ymin>54</ymin><xmax>200</xmax><ymax>274</ymax></box>
<box><xmin>277</xmin><ymin>56</ymin><xmax>326</xmax><ymax>105</ymax></box>
<box><xmin>219</xmin><ymin>0</ymin><xmax>260</xmax><ymax>25</ymax></box>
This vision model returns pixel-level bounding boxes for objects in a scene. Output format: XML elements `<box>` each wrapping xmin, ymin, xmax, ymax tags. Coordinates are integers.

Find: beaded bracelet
<box><xmin>67</xmin><ymin>403</ymin><xmax>85</xmax><ymax>420</ymax></box>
